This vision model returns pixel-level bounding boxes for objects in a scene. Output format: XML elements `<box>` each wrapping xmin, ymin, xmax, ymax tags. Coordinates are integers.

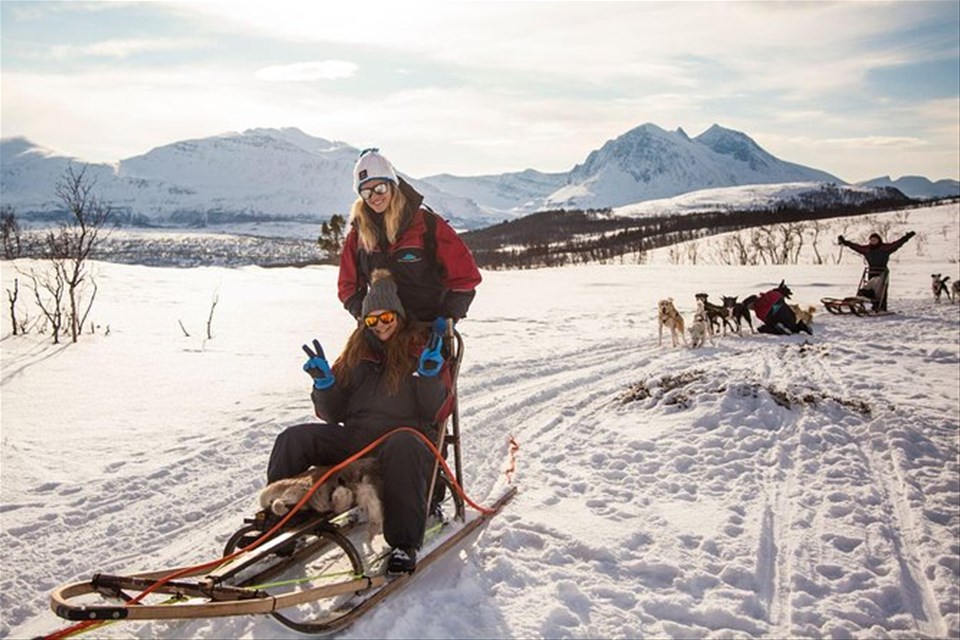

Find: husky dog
<box><xmin>931</xmin><ymin>274</ymin><xmax>953</xmax><ymax>303</ymax></box>
<box><xmin>259</xmin><ymin>458</ymin><xmax>384</xmax><ymax>542</ymax></box>
<box><xmin>952</xmin><ymin>280</ymin><xmax>960</xmax><ymax>303</ymax></box>
<box><xmin>689</xmin><ymin>301</ymin><xmax>711</xmax><ymax>349</ymax></box>
<box><xmin>789</xmin><ymin>303</ymin><xmax>816</xmax><ymax>326</ymax></box>
<box><xmin>658</xmin><ymin>298</ymin><xmax>687</xmax><ymax>347</ymax></box>
<box><xmin>695</xmin><ymin>293</ymin><xmax>734</xmax><ymax>335</ymax></box>
<box><xmin>721</xmin><ymin>295</ymin><xmax>756</xmax><ymax>334</ymax></box>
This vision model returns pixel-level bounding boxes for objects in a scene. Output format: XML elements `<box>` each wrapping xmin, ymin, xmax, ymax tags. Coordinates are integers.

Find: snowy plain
<box><xmin>1</xmin><ymin>204</ymin><xmax>958</xmax><ymax>639</ymax></box>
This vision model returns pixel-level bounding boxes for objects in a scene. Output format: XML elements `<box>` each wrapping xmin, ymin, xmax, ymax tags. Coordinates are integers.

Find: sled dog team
<box><xmin>659</xmin><ymin>284</ymin><xmax>817</xmax><ymax>348</ymax></box>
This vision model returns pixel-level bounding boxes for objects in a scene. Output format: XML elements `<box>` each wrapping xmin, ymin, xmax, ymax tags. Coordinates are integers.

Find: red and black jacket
<box><xmin>753</xmin><ymin>289</ymin><xmax>784</xmax><ymax>322</ymax></box>
<box><xmin>338</xmin><ymin>179</ymin><xmax>482</xmax><ymax>322</ymax></box>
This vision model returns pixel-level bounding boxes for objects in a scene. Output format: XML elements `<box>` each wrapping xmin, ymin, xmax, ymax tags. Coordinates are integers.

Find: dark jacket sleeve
<box><xmin>311</xmin><ymin>380</ymin><xmax>350</xmax><ymax>424</ymax></box>
<box><xmin>839</xmin><ymin>238</ymin><xmax>869</xmax><ymax>256</ymax></box>
<box><xmin>884</xmin><ymin>233</ymin><xmax>913</xmax><ymax>255</ymax></box>
<box><xmin>434</xmin><ymin>216</ymin><xmax>481</xmax><ymax>319</ymax></box>
<box><xmin>338</xmin><ymin>227</ymin><xmax>366</xmax><ymax>319</ymax></box>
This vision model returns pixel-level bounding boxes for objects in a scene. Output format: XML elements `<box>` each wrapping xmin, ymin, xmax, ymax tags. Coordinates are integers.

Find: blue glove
<box><xmin>417</xmin><ymin>332</ymin><xmax>444</xmax><ymax>377</ymax></box>
<box><xmin>302</xmin><ymin>339</ymin><xmax>335</xmax><ymax>390</ymax></box>
<box><xmin>432</xmin><ymin>317</ymin><xmax>451</xmax><ymax>336</ymax></box>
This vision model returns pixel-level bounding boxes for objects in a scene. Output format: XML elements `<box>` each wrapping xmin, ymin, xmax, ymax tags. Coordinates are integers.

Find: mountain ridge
<box><xmin>2</xmin><ymin>124</ymin><xmax>955</xmax><ymax>232</ymax></box>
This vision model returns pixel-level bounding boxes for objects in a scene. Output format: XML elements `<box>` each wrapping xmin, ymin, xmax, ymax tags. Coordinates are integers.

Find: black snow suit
<box><xmin>267</xmin><ymin>330</ymin><xmax>451</xmax><ymax>551</ymax></box>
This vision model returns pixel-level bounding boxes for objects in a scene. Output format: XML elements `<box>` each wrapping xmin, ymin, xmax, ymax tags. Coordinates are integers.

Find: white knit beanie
<box><xmin>353</xmin><ymin>148</ymin><xmax>398</xmax><ymax>193</ymax></box>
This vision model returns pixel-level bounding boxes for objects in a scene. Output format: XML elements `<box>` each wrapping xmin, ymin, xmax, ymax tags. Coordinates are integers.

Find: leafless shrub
<box><xmin>20</xmin><ymin>165</ymin><xmax>112</xmax><ymax>343</ymax></box>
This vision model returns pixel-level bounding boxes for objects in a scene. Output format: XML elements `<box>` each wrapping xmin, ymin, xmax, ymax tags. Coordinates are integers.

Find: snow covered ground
<box><xmin>1</xmin><ymin>204</ymin><xmax>958</xmax><ymax>639</ymax></box>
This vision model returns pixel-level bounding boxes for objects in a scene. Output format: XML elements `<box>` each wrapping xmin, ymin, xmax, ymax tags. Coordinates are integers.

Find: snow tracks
<box><xmin>457</xmin><ymin>300</ymin><xmax>959</xmax><ymax>639</ymax></box>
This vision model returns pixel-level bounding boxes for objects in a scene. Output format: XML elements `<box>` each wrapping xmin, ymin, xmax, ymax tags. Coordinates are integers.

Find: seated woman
<box><xmin>266</xmin><ymin>269</ymin><xmax>451</xmax><ymax>574</ymax></box>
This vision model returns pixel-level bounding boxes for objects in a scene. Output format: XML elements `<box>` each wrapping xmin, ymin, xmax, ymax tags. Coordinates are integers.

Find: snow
<box><xmin>2</xmin><ymin>204</ymin><xmax>959</xmax><ymax>639</ymax></box>
<box><xmin>610</xmin><ymin>182</ymin><xmax>883</xmax><ymax>220</ymax></box>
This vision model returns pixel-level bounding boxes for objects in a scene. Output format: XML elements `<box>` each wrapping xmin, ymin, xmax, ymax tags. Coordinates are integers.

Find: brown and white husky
<box><xmin>258</xmin><ymin>458</ymin><xmax>384</xmax><ymax>542</ymax></box>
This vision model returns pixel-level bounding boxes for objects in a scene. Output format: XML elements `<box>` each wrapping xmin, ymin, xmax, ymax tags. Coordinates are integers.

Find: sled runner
<box><xmin>820</xmin><ymin>296</ymin><xmax>876</xmax><ymax>316</ymax></box>
<box><xmin>821</xmin><ymin>267</ymin><xmax>895</xmax><ymax>316</ymax></box>
<box><xmin>46</xmin><ymin>326</ymin><xmax>518</xmax><ymax>638</ymax></box>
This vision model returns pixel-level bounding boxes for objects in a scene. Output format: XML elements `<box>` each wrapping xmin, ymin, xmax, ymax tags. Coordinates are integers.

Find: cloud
<box><xmin>255</xmin><ymin>60</ymin><xmax>358</xmax><ymax>82</ymax></box>
<box><xmin>823</xmin><ymin>136</ymin><xmax>929</xmax><ymax>149</ymax></box>
<box><xmin>47</xmin><ymin>37</ymin><xmax>207</xmax><ymax>59</ymax></box>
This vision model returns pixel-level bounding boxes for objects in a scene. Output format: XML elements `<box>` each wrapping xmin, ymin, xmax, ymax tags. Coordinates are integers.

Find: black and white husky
<box><xmin>931</xmin><ymin>274</ymin><xmax>953</xmax><ymax>303</ymax></box>
<box><xmin>259</xmin><ymin>458</ymin><xmax>383</xmax><ymax>542</ymax></box>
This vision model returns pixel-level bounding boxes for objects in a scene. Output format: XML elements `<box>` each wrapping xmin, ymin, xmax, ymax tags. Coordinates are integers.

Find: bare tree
<box><xmin>48</xmin><ymin>164</ymin><xmax>111</xmax><ymax>342</ymax></box>
<box><xmin>809</xmin><ymin>220</ymin><xmax>825</xmax><ymax>265</ymax></box>
<box><xmin>206</xmin><ymin>291</ymin><xmax>219</xmax><ymax>340</ymax></box>
<box><xmin>1</xmin><ymin>205</ymin><xmax>22</xmax><ymax>259</ymax></box>
<box><xmin>28</xmin><ymin>266</ymin><xmax>66</xmax><ymax>343</ymax></box>
<box><xmin>6</xmin><ymin>278</ymin><xmax>25</xmax><ymax>335</ymax></box>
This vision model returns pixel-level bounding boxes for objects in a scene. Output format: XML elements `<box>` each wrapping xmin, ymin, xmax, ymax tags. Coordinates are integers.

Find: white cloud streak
<box><xmin>255</xmin><ymin>60</ymin><xmax>358</xmax><ymax>82</ymax></box>
<box><xmin>46</xmin><ymin>37</ymin><xmax>208</xmax><ymax>59</ymax></box>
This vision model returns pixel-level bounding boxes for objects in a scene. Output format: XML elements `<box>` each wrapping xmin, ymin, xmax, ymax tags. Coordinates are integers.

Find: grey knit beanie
<box><xmin>361</xmin><ymin>269</ymin><xmax>405</xmax><ymax>318</ymax></box>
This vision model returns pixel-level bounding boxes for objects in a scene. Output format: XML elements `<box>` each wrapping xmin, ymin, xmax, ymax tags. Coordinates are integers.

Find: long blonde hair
<box><xmin>332</xmin><ymin>318</ymin><xmax>421</xmax><ymax>395</ymax></box>
<box><xmin>349</xmin><ymin>184</ymin><xmax>408</xmax><ymax>252</ymax></box>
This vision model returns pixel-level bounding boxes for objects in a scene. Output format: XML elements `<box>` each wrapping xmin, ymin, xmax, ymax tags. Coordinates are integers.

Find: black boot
<box><xmin>386</xmin><ymin>547</ymin><xmax>417</xmax><ymax>575</ymax></box>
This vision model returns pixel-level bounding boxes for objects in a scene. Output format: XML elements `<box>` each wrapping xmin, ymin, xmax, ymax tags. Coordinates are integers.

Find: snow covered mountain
<box><xmin>543</xmin><ymin>124</ymin><xmax>842</xmax><ymax>210</ymax></box>
<box><xmin>857</xmin><ymin>175</ymin><xmax>960</xmax><ymax>199</ymax></box>
<box><xmin>3</xmin><ymin>124</ymin><xmax>949</xmax><ymax>234</ymax></box>
<box><xmin>0</xmin><ymin>129</ymin><xmax>496</xmax><ymax>230</ymax></box>
<box><xmin>420</xmin><ymin>168</ymin><xmax>568</xmax><ymax>216</ymax></box>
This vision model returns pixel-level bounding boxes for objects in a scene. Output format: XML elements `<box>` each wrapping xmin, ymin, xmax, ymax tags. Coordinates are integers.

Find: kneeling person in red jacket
<box><xmin>753</xmin><ymin>280</ymin><xmax>812</xmax><ymax>336</ymax></box>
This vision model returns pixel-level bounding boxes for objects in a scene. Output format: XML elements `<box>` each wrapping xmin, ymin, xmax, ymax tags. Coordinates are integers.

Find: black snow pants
<box><xmin>266</xmin><ymin>423</ymin><xmax>435</xmax><ymax>551</ymax></box>
<box><xmin>758</xmin><ymin>303</ymin><xmax>812</xmax><ymax>336</ymax></box>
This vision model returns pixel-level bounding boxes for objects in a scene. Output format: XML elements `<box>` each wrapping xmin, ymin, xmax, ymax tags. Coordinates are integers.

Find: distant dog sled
<box><xmin>822</xmin><ymin>268</ymin><xmax>894</xmax><ymax>316</ymax></box>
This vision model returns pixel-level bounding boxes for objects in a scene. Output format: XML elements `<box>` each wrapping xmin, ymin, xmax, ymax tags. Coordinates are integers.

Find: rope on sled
<box><xmin>42</xmin><ymin>426</ymin><xmax>514</xmax><ymax>640</ymax></box>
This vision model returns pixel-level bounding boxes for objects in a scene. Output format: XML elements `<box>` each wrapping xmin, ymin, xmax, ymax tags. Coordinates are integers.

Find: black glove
<box><xmin>837</xmin><ymin>235</ymin><xmax>845</xmax><ymax>244</ymax></box>
<box><xmin>302</xmin><ymin>339</ymin><xmax>335</xmax><ymax>390</ymax></box>
<box><xmin>906</xmin><ymin>230</ymin><xmax>916</xmax><ymax>239</ymax></box>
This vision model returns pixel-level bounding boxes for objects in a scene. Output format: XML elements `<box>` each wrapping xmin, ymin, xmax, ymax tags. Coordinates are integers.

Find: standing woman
<box><xmin>838</xmin><ymin>230</ymin><xmax>915</xmax><ymax>311</ymax></box>
<box><xmin>338</xmin><ymin>148</ymin><xmax>482</xmax><ymax>324</ymax></box>
<box><xmin>267</xmin><ymin>270</ymin><xmax>451</xmax><ymax>574</ymax></box>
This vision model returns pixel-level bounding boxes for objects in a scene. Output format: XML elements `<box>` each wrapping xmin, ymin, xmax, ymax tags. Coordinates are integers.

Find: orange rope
<box><xmin>43</xmin><ymin>426</ymin><xmax>501</xmax><ymax>640</ymax></box>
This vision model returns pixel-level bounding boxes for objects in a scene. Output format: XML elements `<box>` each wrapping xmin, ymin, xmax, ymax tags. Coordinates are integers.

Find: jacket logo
<box><xmin>397</xmin><ymin>252</ymin><xmax>421</xmax><ymax>263</ymax></box>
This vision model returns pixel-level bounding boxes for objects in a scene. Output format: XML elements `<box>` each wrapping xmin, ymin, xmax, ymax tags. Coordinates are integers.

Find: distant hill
<box><xmin>461</xmin><ymin>182</ymin><xmax>913</xmax><ymax>269</ymax></box>
<box><xmin>856</xmin><ymin>175</ymin><xmax>959</xmax><ymax>199</ymax></box>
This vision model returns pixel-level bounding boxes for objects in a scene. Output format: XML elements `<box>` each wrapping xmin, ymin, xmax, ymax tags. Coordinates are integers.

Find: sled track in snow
<box><xmin>457</xmin><ymin>304</ymin><xmax>959</xmax><ymax>639</ymax></box>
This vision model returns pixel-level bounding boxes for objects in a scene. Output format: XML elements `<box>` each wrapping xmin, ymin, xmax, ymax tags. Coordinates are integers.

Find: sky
<box><xmin>1</xmin><ymin>0</ymin><xmax>958</xmax><ymax>183</ymax></box>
